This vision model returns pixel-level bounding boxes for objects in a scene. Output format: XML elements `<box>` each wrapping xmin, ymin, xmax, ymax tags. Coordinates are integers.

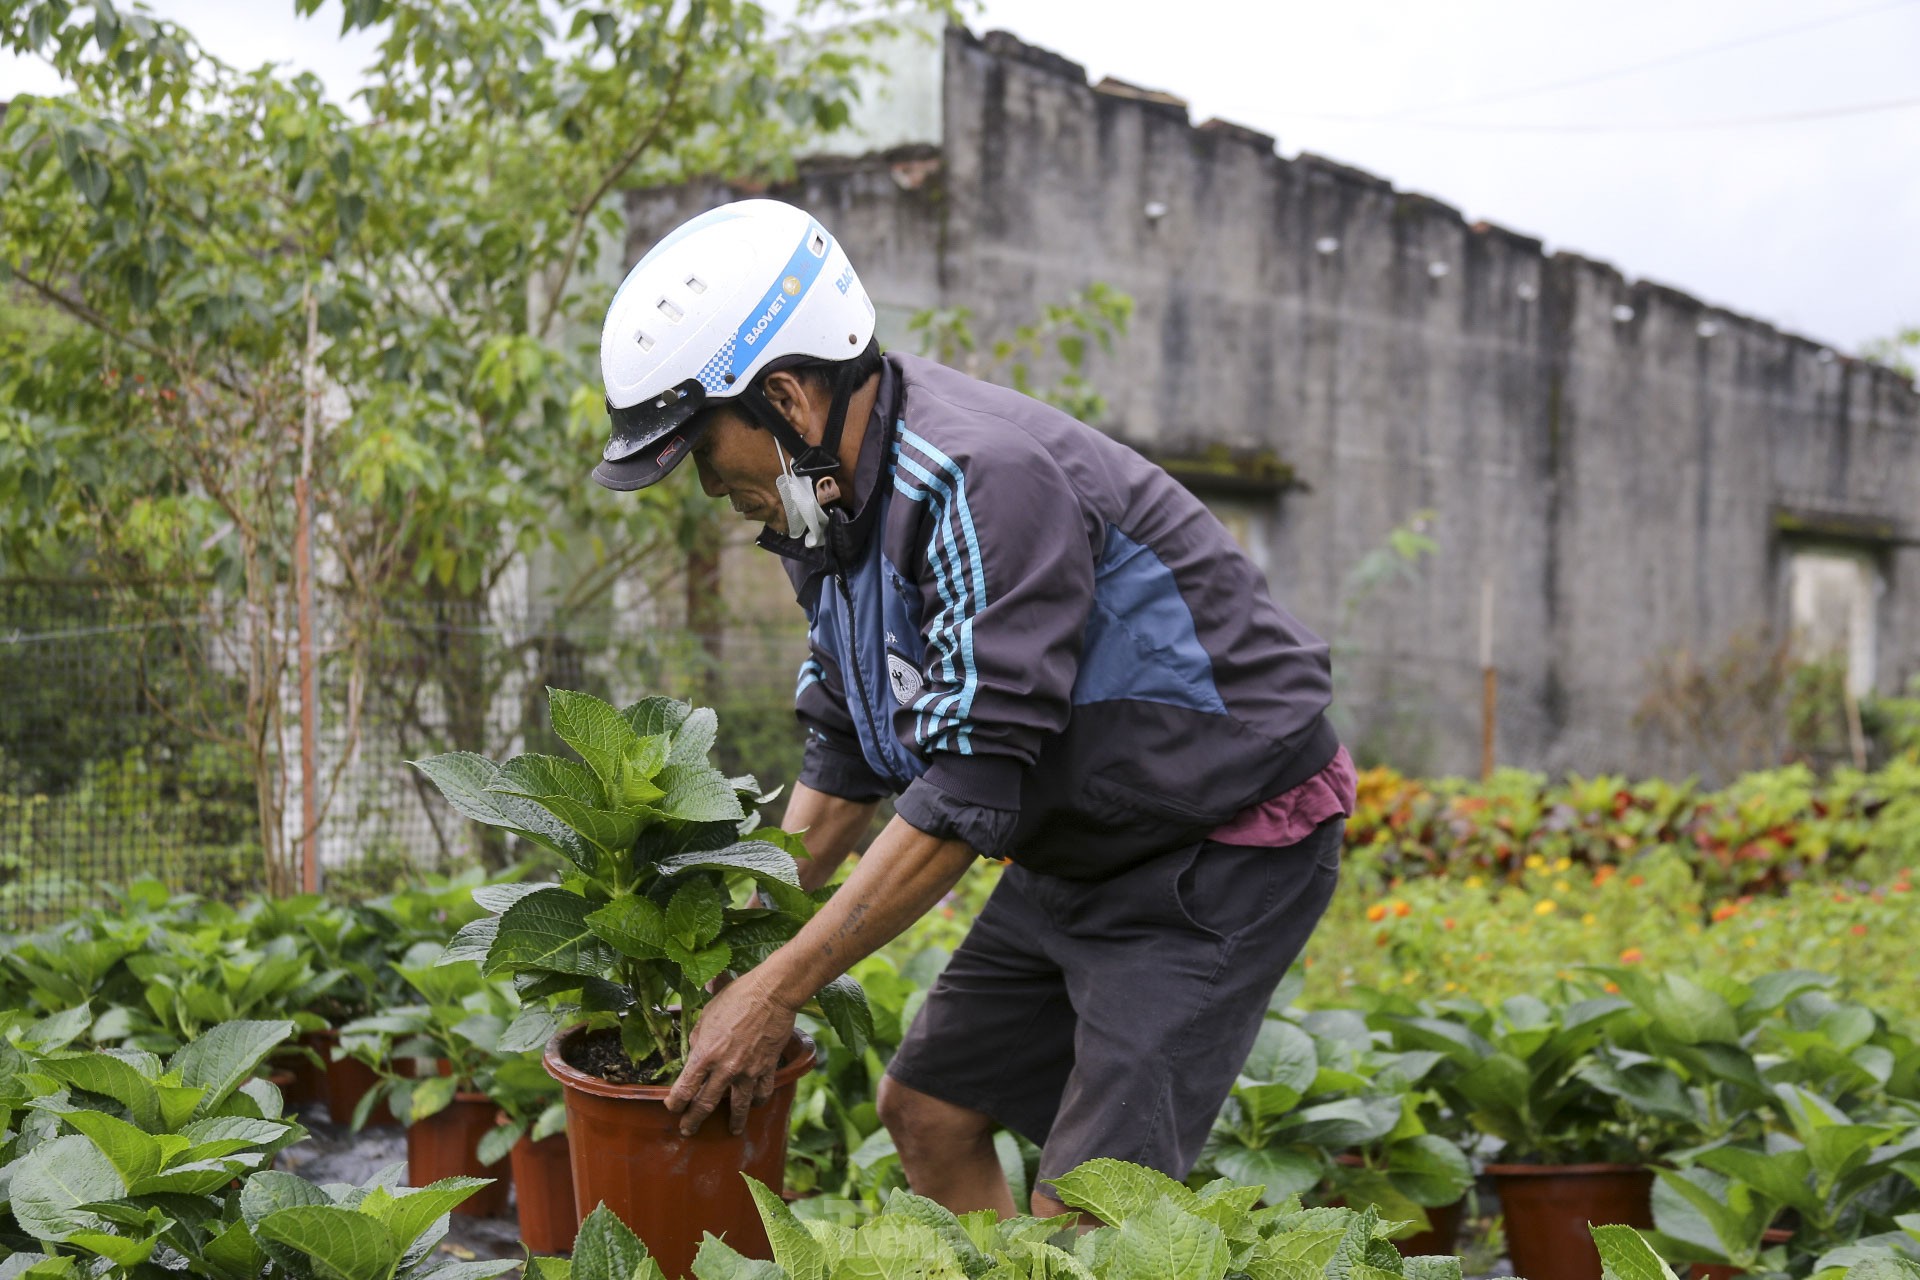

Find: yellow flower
<box><xmin>1464</xmin><ymin>875</ymin><xmax>1485</xmax><ymax>890</ymax></box>
<box><xmin>1555</xmin><ymin>880</ymin><xmax>1571</xmax><ymax>894</ymax></box>
<box><xmin>1743</xmin><ymin>935</ymin><xmax>1758</xmax><ymax>948</ymax></box>
<box><xmin>1535</xmin><ymin>899</ymin><xmax>1558</xmax><ymax>916</ymax></box>
<box><xmin>1525</xmin><ymin>854</ymin><xmax>1546</xmax><ymax>871</ymax></box>
<box><xmin>1581</xmin><ymin>913</ymin><xmax>1598</xmax><ymax>926</ymax></box>
<box><xmin>1555</xmin><ymin>857</ymin><xmax>1573</xmax><ymax>872</ymax></box>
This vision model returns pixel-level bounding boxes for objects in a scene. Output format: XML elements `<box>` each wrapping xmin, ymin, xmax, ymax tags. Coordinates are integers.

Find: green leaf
<box><xmin>490</xmin><ymin>754</ymin><xmax>638</xmax><ymax>853</ymax></box>
<box><xmin>168</xmin><ymin>1019</ymin><xmax>296</xmax><ymax>1117</ymax></box>
<box><xmin>668</xmin><ymin>707</ymin><xmax>719</xmax><ymax>766</ymax></box>
<box><xmin>1109</xmin><ymin>1197</ymin><xmax>1232</xmax><ymax>1280</ymax></box>
<box><xmin>409</xmin><ymin>1074</ymin><xmax>457</xmax><ymax>1122</ymax></box>
<box><xmin>375</xmin><ymin>1177</ymin><xmax>495</xmax><ymax>1252</ymax></box>
<box><xmin>1402</xmin><ymin>1259</ymin><xmax>1465</xmax><ymax>1280</ymax></box>
<box><xmin>1206</xmin><ymin>1143</ymin><xmax>1322</xmax><ymax>1204</ymax></box>
<box><xmin>257</xmin><ymin>1206</ymin><xmax>403</xmax><ymax>1280</ymax></box>
<box><xmin>667</xmin><ymin>878</ymin><xmax>727</xmax><ymax>948</ymax></box>
<box><xmin>1240</xmin><ymin>1019</ymin><xmax>1319</xmax><ymax>1092</ymax></box>
<box><xmin>669</xmin><ymin>941</ymin><xmax>732</xmax><ymax>989</ymax></box>
<box><xmin>655</xmin><ymin>841</ymin><xmax>802</xmax><ymax>888</ymax></box>
<box><xmin>9</xmin><ymin>1135</ymin><xmax>127</xmax><ymax>1242</ymax></box>
<box><xmin>747</xmin><ymin>1176</ymin><xmax>827</xmax><ymax>1280</ymax></box>
<box><xmin>658</xmin><ymin>764</ymin><xmax>746</xmax><ymax>824</ymax></box>
<box><xmin>1271</xmin><ymin>1097</ymin><xmax>1402</xmax><ymax>1148</ymax></box>
<box><xmin>1385</xmin><ymin>1135</ymin><xmax>1474</xmax><ymax>1206</ymax></box>
<box><xmin>412</xmin><ymin>753</ymin><xmax>595</xmax><ymax>869</ymax></box>
<box><xmin>1649</xmin><ymin>975</ymin><xmax>1741</xmax><ymax>1046</ymax></box>
<box><xmin>38</xmin><ymin>1054</ymin><xmax>162</xmax><ymax>1130</ymax></box>
<box><xmin>574</xmin><ymin>1203</ymin><xmax>654</xmax><ymax>1280</ymax></box>
<box><xmin>59</xmin><ymin>1110</ymin><xmax>164</xmax><ymax>1184</ymax></box>
<box><xmin>621</xmin><ymin>696</ymin><xmax>692</xmax><ymax>737</ymax></box>
<box><xmin>1589</xmin><ymin>1223</ymin><xmax>1681</xmax><ymax>1280</ymax></box>
<box><xmin>1050</xmin><ymin>1158</ymin><xmax>1197</xmax><ymax>1226</ymax></box>
<box><xmin>691</xmin><ymin>1233</ymin><xmax>786</xmax><ymax>1279</ymax></box>
<box><xmin>490</xmin><ymin>888</ymin><xmax>617</xmax><ymax>977</ymax></box>
<box><xmin>586</xmin><ymin>894</ymin><xmax>670</xmax><ymax>958</ymax></box>
<box><xmin>814</xmin><ymin>975</ymin><xmax>874</xmax><ymax>1056</ymax></box>
<box><xmin>549</xmin><ymin>689</ymin><xmax>643</xmax><ymax>791</ymax></box>
<box><xmin>443</xmin><ymin>916</ymin><xmax>501</xmax><ymax>966</ymax></box>
<box><xmin>1695</xmin><ymin>1146</ymin><xmax>1819</xmax><ymax>1217</ymax></box>
<box><xmin>201</xmin><ymin>1218</ymin><xmax>267</xmax><ymax>1280</ymax></box>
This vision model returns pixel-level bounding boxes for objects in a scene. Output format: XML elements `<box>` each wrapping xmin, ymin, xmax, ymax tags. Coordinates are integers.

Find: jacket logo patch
<box><xmin>887</xmin><ymin>654</ymin><xmax>923</xmax><ymax>707</ymax></box>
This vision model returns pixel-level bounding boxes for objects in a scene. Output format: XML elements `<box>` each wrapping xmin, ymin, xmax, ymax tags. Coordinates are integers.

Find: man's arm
<box><xmin>664</xmin><ymin>814</ymin><xmax>975</xmax><ymax>1135</ymax></box>
<box><xmin>783</xmin><ymin>780</ymin><xmax>878</xmax><ymax>893</ymax></box>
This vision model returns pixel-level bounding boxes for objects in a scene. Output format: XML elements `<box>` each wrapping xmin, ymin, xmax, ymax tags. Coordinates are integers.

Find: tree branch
<box><xmin>534</xmin><ymin>15</ymin><xmax>699</xmax><ymax>341</ymax></box>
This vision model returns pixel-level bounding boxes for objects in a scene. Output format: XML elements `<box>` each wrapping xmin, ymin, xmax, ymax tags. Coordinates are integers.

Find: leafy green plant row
<box><xmin>1346</xmin><ymin>755</ymin><xmax>1920</xmax><ymax>901</ymax></box>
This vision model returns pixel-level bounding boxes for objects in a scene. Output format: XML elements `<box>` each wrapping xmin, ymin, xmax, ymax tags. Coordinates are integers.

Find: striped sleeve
<box><xmin>889</xmin><ymin>424</ymin><xmax>1098</xmax><ymax>855</ymax></box>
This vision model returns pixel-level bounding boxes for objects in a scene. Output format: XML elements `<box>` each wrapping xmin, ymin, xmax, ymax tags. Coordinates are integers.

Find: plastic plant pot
<box><xmin>543</xmin><ymin>1026</ymin><xmax>816</xmax><ymax>1279</ymax></box>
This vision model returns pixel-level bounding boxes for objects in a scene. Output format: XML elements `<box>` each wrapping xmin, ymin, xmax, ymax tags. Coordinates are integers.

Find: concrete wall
<box><xmin>628</xmin><ymin>25</ymin><xmax>1920</xmax><ymax>779</ymax></box>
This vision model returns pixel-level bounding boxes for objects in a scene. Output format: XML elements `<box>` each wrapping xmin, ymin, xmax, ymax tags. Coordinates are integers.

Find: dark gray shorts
<box><xmin>885</xmin><ymin>816</ymin><xmax>1343</xmax><ymax>1192</ymax></box>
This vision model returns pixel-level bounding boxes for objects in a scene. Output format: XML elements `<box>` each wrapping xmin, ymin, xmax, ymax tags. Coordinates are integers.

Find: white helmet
<box><xmin>594</xmin><ymin>199</ymin><xmax>878</xmax><ymax>491</ymax></box>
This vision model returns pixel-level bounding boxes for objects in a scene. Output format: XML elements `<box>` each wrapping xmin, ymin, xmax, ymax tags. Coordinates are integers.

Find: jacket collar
<box><xmin>756</xmin><ymin>356</ymin><xmax>900</xmax><ymax>578</ymax></box>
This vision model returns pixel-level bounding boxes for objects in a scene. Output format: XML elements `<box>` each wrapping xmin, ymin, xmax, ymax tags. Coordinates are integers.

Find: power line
<box><xmin>1306</xmin><ymin>93</ymin><xmax>1920</xmax><ymax>135</ymax></box>
<box><xmin>1378</xmin><ymin>0</ymin><xmax>1920</xmax><ymax>119</ymax></box>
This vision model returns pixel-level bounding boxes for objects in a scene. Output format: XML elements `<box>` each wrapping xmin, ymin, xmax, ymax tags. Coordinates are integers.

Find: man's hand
<box><xmin>664</xmin><ymin>968</ymin><xmax>797</xmax><ymax>1137</ymax></box>
<box><xmin>665</xmin><ymin>814</ymin><xmax>977</xmax><ymax>1138</ymax></box>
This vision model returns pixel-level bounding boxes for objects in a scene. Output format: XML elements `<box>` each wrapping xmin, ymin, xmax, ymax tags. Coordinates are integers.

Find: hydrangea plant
<box><xmin>411</xmin><ymin>689</ymin><xmax>869</xmax><ymax>1084</ymax></box>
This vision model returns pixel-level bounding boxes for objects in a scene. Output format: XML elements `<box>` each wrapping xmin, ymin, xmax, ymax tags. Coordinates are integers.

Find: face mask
<box><xmin>773</xmin><ymin>440</ymin><xmax>831</xmax><ymax>548</ymax></box>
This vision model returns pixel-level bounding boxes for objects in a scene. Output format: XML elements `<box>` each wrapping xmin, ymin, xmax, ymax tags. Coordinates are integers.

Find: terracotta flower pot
<box><xmin>273</xmin><ymin>1032</ymin><xmax>330</xmax><ymax>1108</ymax></box>
<box><xmin>1487</xmin><ymin>1162</ymin><xmax>1653</xmax><ymax>1280</ymax></box>
<box><xmin>544</xmin><ymin>1025</ymin><xmax>816</xmax><ymax>1279</ymax></box>
<box><xmin>318</xmin><ymin>1033</ymin><xmax>418</xmax><ymax>1129</ymax></box>
<box><xmin>508</xmin><ymin>1122</ymin><xmax>579</xmax><ymax>1254</ymax></box>
<box><xmin>1689</xmin><ymin>1227</ymin><xmax>1796</xmax><ymax>1280</ymax></box>
<box><xmin>1329</xmin><ymin>1154</ymin><xmax>1466</xmax><ymax>1256</ymax></box>
<box><xmin>407</xmin><ymin>1092</ymin><xmax>512</xmax><ymax>1217</ymax></box>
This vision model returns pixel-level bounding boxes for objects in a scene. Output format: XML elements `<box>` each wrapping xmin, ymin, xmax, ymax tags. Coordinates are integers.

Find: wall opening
<box><xmin>1785</xmin><ymin>545</ymin><xmax>1880</xmax><ymax>697</ymax></box>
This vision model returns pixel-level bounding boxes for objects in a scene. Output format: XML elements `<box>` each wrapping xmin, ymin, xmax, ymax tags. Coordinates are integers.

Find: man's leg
<box><xmin>880</xmin><ymin>866</ymin><xmax>1077</xmax><ymax>1214</ymax></box>
<box><xmin>877</xmin><ymin>1077</ymin><xmax>1018</xmax><ymax>1216</ymax></box>
<box><xmin>1033</xmin><ymin>820</ymin><xmax>1344</xmax><ymax>1202</ymax></box>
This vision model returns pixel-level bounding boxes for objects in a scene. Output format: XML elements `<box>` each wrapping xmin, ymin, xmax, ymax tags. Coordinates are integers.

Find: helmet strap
<box><xmin>739</xmin><ymin>345</ymin><xmax>874</xmax><ymax>489</ymax></box>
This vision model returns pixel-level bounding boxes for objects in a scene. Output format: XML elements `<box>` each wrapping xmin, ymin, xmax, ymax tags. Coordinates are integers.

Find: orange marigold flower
<box><xmin>1628</xmin><ymin>875</ymin><xmax>1646</xmax><ymax>887</ymax></box>
<box><xmin>1619</xmin><ymin>948</ymin><xmax>1644</xmax><ymax>964</ymax></box>
<box><xmin>1604</xmin><ymin>982</ymin><xmax>1622</xmax><ymax>994</ymax></box>
<box><xmin>1851</xmin><ymin>924</ymin><xmax>1868</xmax><ymax>937</ymax></box>
<box><xmin>1834</xmin><ymin>892</ymin><xmax>1850</xmax><ymax>904</ymax></box>
<box><xmin>1593</xmin><ymin>865</ymin><xmax>1617</xmax><ymax>886</ymax></box>
<box><xmin>1392</xmin><ymin>901</ymin><xmax>1411</xmax><ymax>918</ymax></box>
<box><xmin>1442</xmin><ymin>917</ymin><xmax>1456</xmax><ymax>931</ymax></box>
<box><xmin>1893</xmin><ymin>882</ymin><xmax>1912</xmax><ymax>894</ymax></box>
<box><xmin>1367</xmin><ymin>903</ymin><xmax>1388</xmax><ymax>923</ymax></box>
<box><xmin>1710</xmin><ymin>903</ymin><xmax>1742</xmax><ymax>923</ymax></box>
<box><xmin>1375</xmin><ymin>930</ymin><xmax>1391</xmax><ymax>948</ymax></box>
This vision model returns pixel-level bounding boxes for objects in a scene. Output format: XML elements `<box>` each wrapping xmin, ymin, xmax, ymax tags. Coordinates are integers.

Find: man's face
<box><xmin>691</xmin><ymin>409</ymin><xmax>788</xmax><ymax>528</ymax></box>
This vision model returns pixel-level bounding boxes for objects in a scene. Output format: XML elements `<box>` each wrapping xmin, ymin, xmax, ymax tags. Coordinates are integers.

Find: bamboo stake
<box><xmin>296</xmin><ymin>290</ymin><xmax>321</xmax><ymax>896</ymax></box>
<box><xmin>1480</xmin><ymin>577</ymin><xmax>1496</xmax><ymax>781</ymax></box>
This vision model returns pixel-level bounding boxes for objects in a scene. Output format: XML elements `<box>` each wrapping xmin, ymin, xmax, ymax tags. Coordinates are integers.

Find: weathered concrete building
<box><xmin>629</xmin><ymin>23</ymin><xmax>1920</xmax><ymax>779</ymax></box>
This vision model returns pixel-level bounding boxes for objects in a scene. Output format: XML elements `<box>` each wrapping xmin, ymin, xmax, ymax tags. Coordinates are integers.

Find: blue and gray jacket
<box><xmin>765</xmin><ymin>353</ymin><xmax>1339</xmax><ymax>880</ymax></box>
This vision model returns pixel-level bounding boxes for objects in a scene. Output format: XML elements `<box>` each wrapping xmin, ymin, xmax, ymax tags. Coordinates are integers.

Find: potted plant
<box><xmin>481</xmin><ymin>1049</ymin><xmax>577</xmax><ymax>1252</ymax></box>
<box><xmin>337</xmin><ymin>941</ymin><xmax>523</xmax><ymax>1217</ymax></box>
<box><xmin>243</xmin><ymin>893</ymin><xmax>385</xmax><ymax>1111</ymax></box>
<box><xmin>1387</xmin><ymin>987</ymin><xmax>1670</xmax><ymax>1280</ymax></box>
<box><xmin>411</xmin><ymin>688</ymin><xmax>871</xmax><ymax>1276</ymax></box>
<box><xmin>1206</xmin><ymin>991</ymin><xmax>1474</xmax><ymax>1254</ymax></box>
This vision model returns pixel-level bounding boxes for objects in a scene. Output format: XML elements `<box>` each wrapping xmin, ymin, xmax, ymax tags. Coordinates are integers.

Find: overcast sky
<box><xmin>4</xmin><ymin>0</ymin><xmax>1917</xmax><ymax>351</ymax></box>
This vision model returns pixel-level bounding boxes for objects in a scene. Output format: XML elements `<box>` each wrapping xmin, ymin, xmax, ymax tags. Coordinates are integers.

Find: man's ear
<box><xmin>758</xmin><ymin>370</ymin><xmax>817</xmax><ymax>442</ymax></box>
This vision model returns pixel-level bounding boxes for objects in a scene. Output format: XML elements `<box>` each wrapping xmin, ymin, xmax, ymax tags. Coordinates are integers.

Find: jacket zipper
<box><xmin>834</xmin><ymin>571</ymin><xmax>893</xmax><ymax>779</ymax></box>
